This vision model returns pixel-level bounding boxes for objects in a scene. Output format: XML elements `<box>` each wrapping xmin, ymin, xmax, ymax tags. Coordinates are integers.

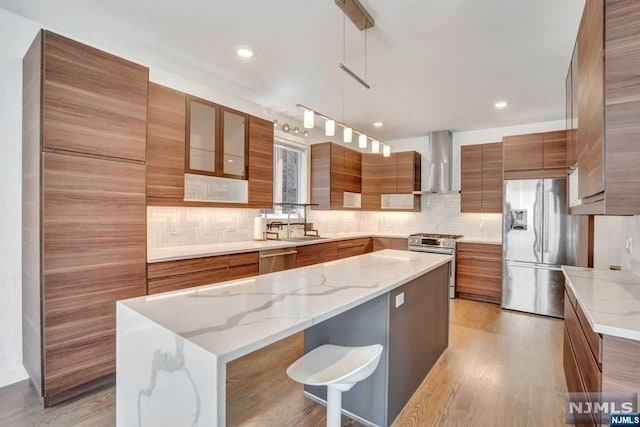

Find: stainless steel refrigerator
<box><xmin>502</xmin><ymin>179</ymin><xmax>588</xmax><ymax>318</ymax></box>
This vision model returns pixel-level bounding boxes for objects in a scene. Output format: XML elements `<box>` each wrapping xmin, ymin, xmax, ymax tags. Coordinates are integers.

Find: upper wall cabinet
<box><xmin>502</xmin><ymin>131</ymin><xmax>567</xmax><ymax>179</ymax></box>
<box><xmin>43</xmin><ymin>32</ymin><xmax>148</xmax><ymax>161</ymax></box>
<box><xmin>186</xmin><ymin>96</ymin><xmax>248</xmax><ymax>180</ymax></box>
<box><xmin>311</xmin><ymin>143</ymin><xmax>420</xmax><ymax>211</ymax></box>
<box><xmin>146</xmin><ymin>85</ymin><xmax>273</xmax><ymax>208</ymax></box>
<box><xmin>460</xmin><ymin>142</ymin><xmax>502</xmax><ymax>214</ymax></box>
<box><xmin>569</xmin><ymin>0</ymin><xmax>640</xmax><ymax>215</ymax></box>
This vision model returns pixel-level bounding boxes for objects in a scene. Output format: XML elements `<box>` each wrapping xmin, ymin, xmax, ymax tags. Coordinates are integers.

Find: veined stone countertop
<box><xmin>562</xmin><ymin>266</ymin><xmax>640</xmax><ymax>341</ymax></box>
<box><xmin>121</xmin><ymin>250</ymin><xmax>452</xmax><ymax>362</ymax></box>
<box><xmin>147</xmin><ymin>232</ymin><xmax>411</xmax><ymax>263</ymax></box>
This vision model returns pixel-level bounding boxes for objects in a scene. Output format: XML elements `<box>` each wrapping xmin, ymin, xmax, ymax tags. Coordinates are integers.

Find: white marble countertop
<box><xmin>562</xmin><ymin>266</ymin><xmax>640</xmax><ymax>341</ymax></box>
<box><xmin>121</xmin><ymin>250</ymin><xmax>452</xmax><ymax>362</ymax></box>
<box><xmin>457</xmin><ymin>236</ymin><xmax>502</xmax><ymax>245</ymax></box>
<box><xmin>147</xmin><ymin>232</ymin><xmax>411</xmax><ymax>263</ymax></box>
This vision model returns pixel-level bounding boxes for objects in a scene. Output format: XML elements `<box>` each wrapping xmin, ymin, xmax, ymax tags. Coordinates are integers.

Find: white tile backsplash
<box><xmin>307</xmin><ymin>194</ymin><xmax>502</xmax><ymax>240</ymax></box>
<box><xmin>148</xmin><ymin>206</ymin><xmax>261</xmax><ymax>249</ymax></box>
<box><xmin>148</xmin><ymin>195</ymin><xmax>503</xmax><ymax>250</ymax></box>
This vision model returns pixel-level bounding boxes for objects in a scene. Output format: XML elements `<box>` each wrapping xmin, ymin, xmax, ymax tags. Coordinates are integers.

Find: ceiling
<box><xmin>1</xmin><ymin>0</ymin><xmax>585</xmax><ymax>139</ymax></box>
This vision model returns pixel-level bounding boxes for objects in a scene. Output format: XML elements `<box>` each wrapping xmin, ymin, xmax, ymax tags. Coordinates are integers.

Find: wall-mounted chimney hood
<box><xmin>414</xmin><ymin>130</ymin><xmax>459</xmax><ymax>195</ymax></box>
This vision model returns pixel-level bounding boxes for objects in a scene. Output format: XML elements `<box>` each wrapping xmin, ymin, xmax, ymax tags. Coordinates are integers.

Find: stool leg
<box><xmin>325</xmin><ymin>386</ymin><xmax>342</xmax><ymax>427</ymax></box>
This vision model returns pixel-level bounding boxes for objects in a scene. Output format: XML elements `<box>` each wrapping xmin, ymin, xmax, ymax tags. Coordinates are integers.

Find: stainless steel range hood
<box><xmin>414</xmin><ymin>130</ymin><xmax>459</xmax><ymax>195</ymax></box>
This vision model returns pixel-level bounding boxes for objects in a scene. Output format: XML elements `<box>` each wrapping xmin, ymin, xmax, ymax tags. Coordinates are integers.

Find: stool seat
<box><xmin>287</xmin><ymin>344</ymin><xmax>383</xmax><ymax>391</ymax></box>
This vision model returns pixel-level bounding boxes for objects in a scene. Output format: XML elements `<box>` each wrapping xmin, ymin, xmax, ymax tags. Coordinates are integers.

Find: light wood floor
<box><xmin>0</xmin><ymin>299</ymin><xmax>568</xmax><ymax>426</ymax></box>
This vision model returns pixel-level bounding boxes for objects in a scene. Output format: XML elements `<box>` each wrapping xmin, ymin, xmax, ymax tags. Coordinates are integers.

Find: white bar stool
<box><xmin>286</xmin><ymin>344</ymin><xmax>384</xmax><ymax>427</ymax></box>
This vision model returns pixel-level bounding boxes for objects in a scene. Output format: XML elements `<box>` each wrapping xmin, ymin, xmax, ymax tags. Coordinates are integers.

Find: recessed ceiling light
<box><xmin>373</xmin><ymin>121</ymin><xmax>383</xmax><ymax>127</ymax></box>
<box><xmin>494</xmin><ymin>101</ymin><xmax>508</xmax><ymax>109</ymax></box>
<box><xmin>236</xmin><ymin>47</ymin><xmax>254</xmax><ymax>58</ymax></box>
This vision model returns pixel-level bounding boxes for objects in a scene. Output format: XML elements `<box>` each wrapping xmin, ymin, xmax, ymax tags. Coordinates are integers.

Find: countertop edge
<box><xmin>147</xmin><ymin>233</ymin><xmax>411</xmax><ymax>263</ymax></box>
<box><xmin>561</xmin><ymin>266</ymin><xmax>640</xmax><ymax>342</ymax></box>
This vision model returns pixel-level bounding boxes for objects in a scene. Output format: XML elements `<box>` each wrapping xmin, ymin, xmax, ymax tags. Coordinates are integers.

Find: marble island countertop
<box><xmin>147</xmin><ymin>232</ymin><xmax>412</xmax><ymax>263</ymax></box>
<box><xmin>562</xmin><ymin>266</ymin><xmax>640</xmax><ymax>341</ymax></box>
<box><xmin>121</xmin><ymin>250</ymin><xmax>452</xmax><ymax>362</ymax></box>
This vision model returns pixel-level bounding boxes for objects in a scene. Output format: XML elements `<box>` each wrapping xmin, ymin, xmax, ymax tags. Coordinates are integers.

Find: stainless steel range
<box><xmin>408</xmin><ymin>233</ymin><xmax>462</xmax><ymax>298</ymax></box>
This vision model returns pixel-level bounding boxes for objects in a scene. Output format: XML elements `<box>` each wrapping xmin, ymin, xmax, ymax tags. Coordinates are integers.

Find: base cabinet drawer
<box><xmin>455</xmin><ymin>243</ymin><xmax>502</xmax><ymax>303</ymax></box>
<box><xmin>147</xmin><ymin>268</ymin><xmax>229</xmax><ymax>294</ymax></box>
<box><xmin>564</xmin><ymin>327</ymin><xmax>597</xmax><ymax>427</ymax></box>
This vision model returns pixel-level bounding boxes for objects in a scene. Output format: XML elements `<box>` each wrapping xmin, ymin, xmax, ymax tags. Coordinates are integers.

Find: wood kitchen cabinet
<box><xmin>362</xmin><ymin>153</ymin><xmax>382</xmax><ymax>210</ymax></box>
<box><xmin>146</xmin><ymin>84</ymin><xmax>274</xmax><ymax>208</ymax></box>
<box><xmin>460</xmin><ymin>145</ymin><xmax>482</xmax><ymax>212</ymax></box>
<box><xmin>460</xmin><ymin>143</ymin><xmax>502</xmax><ymax>213</ymax></box>
<box><xmin>568</xmin><ymin>0</ymin><xmax>640</xmax><ymax>215</ymax></box>
<box><xmin>147</xmin><ymin>251</ymin><xmax>259</xmax><ymax>294</ymax></box>
<box><xmin>42</xmin><ymin>32</ymin><xmax>148</xmax><ymax>161</ymax></box>
<box><xmin>502</xmin><ymin>131</ymin><xmax>567</xmax><ymax>179</ymax></box>
<box><xmin>147</xmin><ymin>83</ymin><xmax>187</xmax><ymax>203</ymax></box>
<box><xmin>22</xmin><ymin>30</ymin><xmax>148</xmax><ymax>405</ymax></box>
<box><xmin>336</xmin><ymin>238</ymin><xmax>374</xmax><ymax>259</ymax></box>
<box><xmin>456</xmin><ymin>243</ymin><xmax>502</xmax><ymax>303</ymax></box>
<box><xmin>312</xmin><ymin>144</ymin><xmax>421</xmax><ymax>211</ymax></box>
<box><xmin>373</xmin><ymin>237</ymin><xmax>409</xmax><ymax>251</ymax></box>
<box><xmin>186</xmin><ymin>96</ymin><xmax>248</xmax><ymax>180</ymax></box>
<box><xmin>296</xmin><ymin>241</ymin><xmax>339</xmax><ymax>267</ymax></box>
<box><xmin>381</xmin><ymin>152</ymin><xmax>421</xmax><ymax>194</ymax></box>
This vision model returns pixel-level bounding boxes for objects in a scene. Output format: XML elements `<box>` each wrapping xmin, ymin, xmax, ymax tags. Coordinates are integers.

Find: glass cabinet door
<box><xmin>188</xmin><ymin>98</ymin><xmax>217</xmax><ymax>173</ymax></box>
<box><xmin>222</xmin><ymin>109</ymin><xmax>247</xmax><ymax>178</ymax></box>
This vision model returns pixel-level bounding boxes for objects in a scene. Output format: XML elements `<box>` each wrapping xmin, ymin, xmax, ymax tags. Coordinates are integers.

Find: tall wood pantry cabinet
<box><xmin>22</xmin><ymin>30</ymin><xmax>148</xmax><ymax>405</ymax></box>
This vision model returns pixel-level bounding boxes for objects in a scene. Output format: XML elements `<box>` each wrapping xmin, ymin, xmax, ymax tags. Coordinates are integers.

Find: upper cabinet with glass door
<box><xmin>186</xmin><ymin>95</ymin><xmax>248</xmax><ymax>180</ymax></box>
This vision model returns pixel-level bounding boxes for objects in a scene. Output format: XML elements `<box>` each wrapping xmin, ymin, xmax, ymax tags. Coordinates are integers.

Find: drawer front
<box><xmin>229</xmin><ymin>251</ymin><xmax>259</xmax><ymax>267</ymax></box>
<box><xmin>148</xmin><ymin>268</ymin><xmax>229</xmax><ymax>294</ymax></box>
<box><xmin>229</xmin><ymin>263</ymin><xmax>259</xmax><ymax>280</ymax></box>
<box><xmin>457</xmin><ymin>242</ymin><xmax>501</xmax><ymax>261</ymax></box>
<box><xmin>296</xmin><ymin>242</ymin><xmax>338</xmax><ymax>267</ymax></box>
<box><xmin>575</xmin><ymin>298</ymin><xmax>602</xmax><ymax>367</ymax></box>
<box><xmin>456</xmin><ymin>259</ymin><xmax>502</xmax><ymax>298</ymax></box>
<box><xmin>566</xmin><ymin>281</ymin><xmax>578</xmax><ymax>310</ymax></box>
<box><xmin>564</xmin><ymin>327</ymin><xmax>597</xmax><ymax>427</ymax></box>
<box><xmin>564</xmin><ymin>292</ymin><xmax>601</xmax><ymax>394</ymax></box>
<box><xmin>148</xmin><ymin>255</ymin><xmax>229</xmax><ymax>279</ymax></box>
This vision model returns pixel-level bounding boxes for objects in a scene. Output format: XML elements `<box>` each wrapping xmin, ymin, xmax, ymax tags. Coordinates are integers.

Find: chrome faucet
<box><xmin>287</xmin><ymin>208</ymin><xmax>304</xmax><ymax>239</ymax></box>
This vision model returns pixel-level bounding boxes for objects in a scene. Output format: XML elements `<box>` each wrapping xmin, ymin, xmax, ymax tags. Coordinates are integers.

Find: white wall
<box><xmin>0</xmin><ymin>8</ymin><xmax>40</xmax><ymax>389</ymax></box>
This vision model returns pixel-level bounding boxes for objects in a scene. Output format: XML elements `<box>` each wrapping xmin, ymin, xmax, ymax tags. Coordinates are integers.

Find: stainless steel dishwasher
<box><xmin>259</xmin><ymin>247</ymin><xmax>297</xmax><ymax>274</ymax></box>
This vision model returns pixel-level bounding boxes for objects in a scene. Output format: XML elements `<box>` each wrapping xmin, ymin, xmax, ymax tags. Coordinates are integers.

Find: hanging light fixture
<box><xmin>344</xmin><ymin>127</ymin><xmax>353</xmax><ymax>143</ymax></box>
<box><xmin>303</xmin><ymin>109</ymin><xmax>315</xmax><ymax>129</ymax></box>
<box><xmin>383</xmin><ymin>144</ymin><xmax>391</xmax><ymax>157</ymax></box>
<box><xmin>325</xmin><ymin>119</ymin><xmax>335</xmax><ymax>137</ymax></box>
<box><xmin>359</xmin><ymin>133</ymin><xmax>367</xmax><ymax>148</ymax></box>
<box><xmin>371</xmin><ymin>140</ymin><xmax>380</xmax><ymax>153</ymax></box>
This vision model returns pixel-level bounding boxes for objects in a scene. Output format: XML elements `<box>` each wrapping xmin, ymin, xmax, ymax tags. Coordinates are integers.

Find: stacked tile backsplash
<box><xmin>148</xmin><ymin>195</ymin><xmax>503</xmax><ymax>250</ymax></box>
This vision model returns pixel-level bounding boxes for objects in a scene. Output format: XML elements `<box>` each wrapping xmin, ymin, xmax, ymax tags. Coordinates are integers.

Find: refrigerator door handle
<box><xmin>505</xmin><ymin>260</ymin><xmax>562</xmax><ymax>271</ymax></box>
<box><xmin>543</xmin><ymin>190</ymin><xmax>550</xmax><ymax>255</ymax></box>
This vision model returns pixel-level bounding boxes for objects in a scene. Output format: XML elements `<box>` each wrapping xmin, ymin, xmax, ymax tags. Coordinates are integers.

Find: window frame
<box><xmin>268</xmin><ymin>139</ymin><xmax>308</xmax><ymax>218</ymax></box>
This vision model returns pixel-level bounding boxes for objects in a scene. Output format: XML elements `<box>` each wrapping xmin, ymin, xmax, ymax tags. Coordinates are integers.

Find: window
<box><xmin>269</xmin><ymin>140</ymin><xmax>307</xmax><ymax>217</ymax></box>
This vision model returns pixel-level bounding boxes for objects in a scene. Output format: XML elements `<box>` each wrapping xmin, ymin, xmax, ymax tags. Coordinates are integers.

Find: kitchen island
<box><xmin>116</xmin><ymin>250</ymin><xmax>451</xmax><ymax>426</ymax></box>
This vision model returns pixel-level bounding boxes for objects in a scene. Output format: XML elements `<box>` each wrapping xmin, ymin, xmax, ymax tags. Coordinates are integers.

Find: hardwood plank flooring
<box><xmin>0</xmin><ymin>299</ymin><xmax>567</xmax><ymax>426</ymax></box>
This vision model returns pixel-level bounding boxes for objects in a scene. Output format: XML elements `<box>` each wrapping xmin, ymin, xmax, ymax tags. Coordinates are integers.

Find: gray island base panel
<box><xmin>116</xmin><ymin>250</ymin><xmax>452</xmax><ymax>426</ymax></box>
<box><xmin>305</xmin><ymin>264</ymin><xmax>449</xmax><ymax>426</ymax></box>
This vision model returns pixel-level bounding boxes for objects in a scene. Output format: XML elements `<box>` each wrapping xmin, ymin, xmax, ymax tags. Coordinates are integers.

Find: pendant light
<box><xmin>344</xmin><ymin>127</ymin><xmax>353</xmax><ymax>143</ymax></box>
<box><xmin>303</xmin><ymin>109</ymin><xmax>315</xmax><ymax>129</ymax></box>
<box><xmin>371</xmin><ymin>140</ymin><xmax>380</xmax><ymax>153</ymax></box>
<box><xmin>383</xmin><ymin>144</ymin><xmax>391</xmax><ymax>157</ymax></box>
<box><xmin>325</xmin><ymin>119</ymin><xmax>335</xmax><ymax>137</ymax></box>
<box><xmin>359</xmin><ymin>133</ymin><xmax>367</xmax><ymax>148</ymax></box>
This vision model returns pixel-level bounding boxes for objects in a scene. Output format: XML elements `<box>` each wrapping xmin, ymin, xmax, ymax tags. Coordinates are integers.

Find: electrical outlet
<box><xmin>626</xmin><ymin>235</ymin><xmax>633</xmax><ymax>254</ymax></box>
<box><xmin>170</xmin><ymin>223</ymin><xmax>179</xmax><ymax>235</ymax></box>
<box><xmin>395</xmin><ymin>292</ymin><xmax>405</xmax><ymax>308</ymax></box>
